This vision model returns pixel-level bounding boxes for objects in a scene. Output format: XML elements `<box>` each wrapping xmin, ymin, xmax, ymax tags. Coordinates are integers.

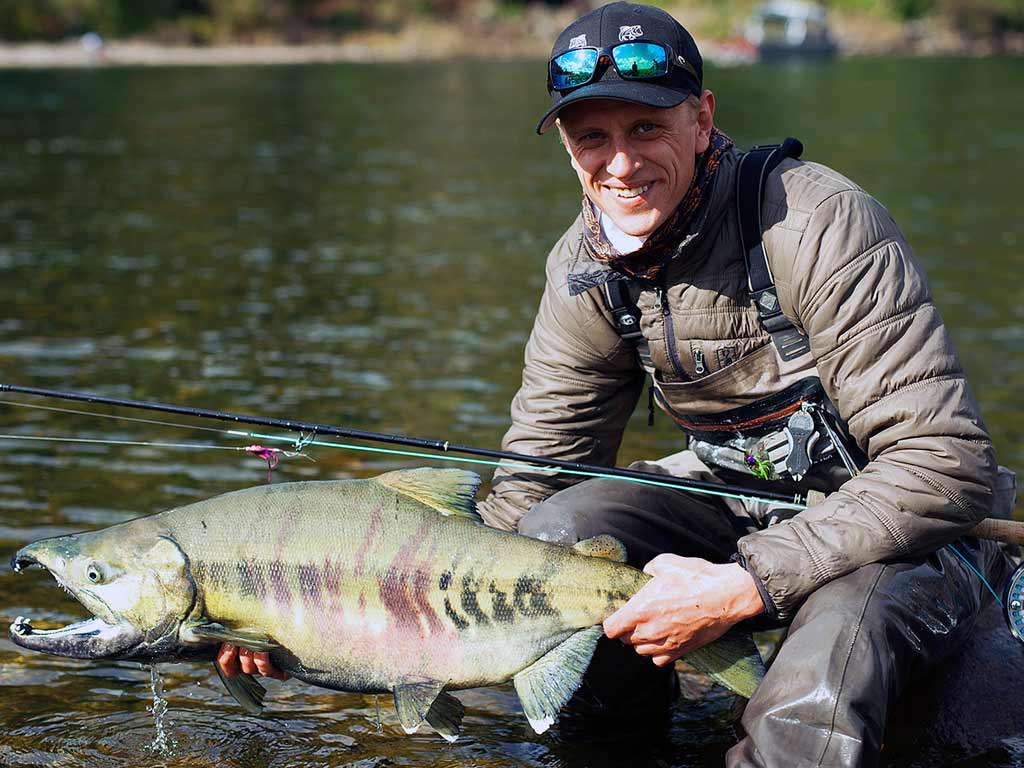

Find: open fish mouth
<box><xmin>9</xmin><ymin>551</ymin><xmax>141</xmax><ymax>659</ymax></box>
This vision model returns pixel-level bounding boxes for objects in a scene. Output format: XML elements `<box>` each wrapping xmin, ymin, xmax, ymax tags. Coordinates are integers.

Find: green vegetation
<box><xmin>0</xmin><ymin>0</ymin><xmax>1021</xmax><ymax>44</ymax></box>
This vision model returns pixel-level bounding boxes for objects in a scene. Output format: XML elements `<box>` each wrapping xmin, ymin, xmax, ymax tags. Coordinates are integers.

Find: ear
<box><xmin>555</xmin><ymin>119</ymin><xmax>574</xmax><ymax>158</ymax></box>
<box><xmin>695</xmin><ymin>90</ymin><xmax>716</xmax><ymax>154</ymax></box>
<box><xmin>556</xmin><ymin>122</ymin><xmax>585</xmax><ymax>175</ymax></box>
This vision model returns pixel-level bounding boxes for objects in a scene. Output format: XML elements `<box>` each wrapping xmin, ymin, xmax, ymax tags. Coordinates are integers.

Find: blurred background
<box><xmin>0</xmin><ymin>0</ymin><xmax>1023</xmax><ymax>61</ymax></box>
<box><xmin>0</xmin><ymin>1</ymin><xmax>1022</xmax><ymax>767</ymax></box>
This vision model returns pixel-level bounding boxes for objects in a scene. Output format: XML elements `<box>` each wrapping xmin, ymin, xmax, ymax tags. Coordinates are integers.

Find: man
<box><xmin>221</xmin><ymin>3</ymin><xmax>1011</xmax><ymax>764</ymax></box>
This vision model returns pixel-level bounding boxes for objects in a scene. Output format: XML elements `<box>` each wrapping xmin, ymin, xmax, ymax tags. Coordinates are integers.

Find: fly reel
<box><xmin>1005</xmin><ymin>561</ymin><xmax>1024</xmax><ymax>643</ymax></box>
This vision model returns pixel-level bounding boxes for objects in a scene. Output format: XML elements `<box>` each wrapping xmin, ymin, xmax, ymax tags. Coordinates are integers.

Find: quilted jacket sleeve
<box><xmin>737</xmin><ymin>185</ymin><xmax>997</xmax><ymax>621</ymax></box>
<box><xmin>477</xmin><ymin>228</ymin><xmax>646</xmax><ymax>531</ymax></box>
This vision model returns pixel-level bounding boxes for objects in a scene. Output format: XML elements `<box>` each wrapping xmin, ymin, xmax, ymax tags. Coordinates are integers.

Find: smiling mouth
<box><xmin>606</xmin><ymin>183</ymin><xmax>652</xmax><ymax>200</ymax></box>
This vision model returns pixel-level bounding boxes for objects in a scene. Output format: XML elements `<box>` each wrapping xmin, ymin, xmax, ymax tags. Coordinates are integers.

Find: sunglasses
<box><xmin>548</xmin><ymin>42</ymin><xmax>699</xmax><ymax>91</ymax></box>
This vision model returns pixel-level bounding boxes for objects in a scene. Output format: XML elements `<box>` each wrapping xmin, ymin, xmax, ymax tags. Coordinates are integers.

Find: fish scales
<box><xmin>170</xmin><ymin>478</ymin><xmax>646</xmax><ymax>690</ymax></box>
<box><xmin>10</xmin><ymin>469</ymin><xmax>764</xmax><ymax>739</ymax></box>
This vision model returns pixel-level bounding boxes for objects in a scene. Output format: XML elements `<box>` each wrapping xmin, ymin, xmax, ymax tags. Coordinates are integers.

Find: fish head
<box><xmin>9</xmin><ymin>521</ymin><xmax>196</xmax><ymax>661</ymax></box>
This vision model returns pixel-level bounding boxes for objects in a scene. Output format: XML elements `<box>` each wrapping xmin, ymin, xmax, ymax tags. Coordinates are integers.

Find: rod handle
<box><xmin>969</xmin><ymin>517</ymin><xmax>1024</xmax><ymax>545</ymax></box>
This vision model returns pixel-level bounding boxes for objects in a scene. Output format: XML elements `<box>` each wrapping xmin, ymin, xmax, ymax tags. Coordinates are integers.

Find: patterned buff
<box><xmin>581</xmin><ymin>127</ymin><xmax>735</xmax><ymax>282</ymax></box>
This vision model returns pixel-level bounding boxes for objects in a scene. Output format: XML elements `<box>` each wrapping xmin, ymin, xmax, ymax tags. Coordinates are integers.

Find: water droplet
<box><xmin>145</xmin><ymin>665</ymin><xmax>177</xmax><ymax>756</ymax></box>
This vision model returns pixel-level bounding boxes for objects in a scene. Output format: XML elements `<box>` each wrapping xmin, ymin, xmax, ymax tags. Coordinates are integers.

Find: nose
<box><xmin>607</xmin><ymin>138</ymin><xmax>641</xmax><ymax>179</ymax></box>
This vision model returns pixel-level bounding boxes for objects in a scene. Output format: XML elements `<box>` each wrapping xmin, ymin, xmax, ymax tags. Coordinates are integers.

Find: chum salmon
<box><xmin>9</xmin><ymin>468</ymin><xmax>763</xmax><ymax>740</ymax></box>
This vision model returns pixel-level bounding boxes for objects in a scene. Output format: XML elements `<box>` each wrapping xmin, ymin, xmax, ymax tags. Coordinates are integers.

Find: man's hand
<box><xmin>216</xmin><ymin>644</ymin><xmax>291</xmax><ymax>681</ymax></box>
<box><xmin>603</xmin><ymin>555</ymin><xmax>765</xmax><ymax>667</ymax></box>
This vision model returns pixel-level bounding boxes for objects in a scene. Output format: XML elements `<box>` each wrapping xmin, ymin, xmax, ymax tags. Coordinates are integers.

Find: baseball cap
<box><xmin>536</xmin><ymin>1</ymin><xmax>703</xmax><ymax>135</ymax></box>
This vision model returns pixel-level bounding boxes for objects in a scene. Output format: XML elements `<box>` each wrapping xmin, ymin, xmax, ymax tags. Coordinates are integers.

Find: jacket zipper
<box><xmin>692</xmin><ymin>344</ymin><xmax>706</xmax><ymax>376</ymax></box>
<box><xmin>656</xmin><ymin>284</ymin><xmax>688</xmax><ymax>380</ymax></box>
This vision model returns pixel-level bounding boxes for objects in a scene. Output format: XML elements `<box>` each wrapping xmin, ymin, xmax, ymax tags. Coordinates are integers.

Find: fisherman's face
<box><xmin>557</xmin><ymin>92</ymin><xmax>715</xmax><ymax>238</ymax></box>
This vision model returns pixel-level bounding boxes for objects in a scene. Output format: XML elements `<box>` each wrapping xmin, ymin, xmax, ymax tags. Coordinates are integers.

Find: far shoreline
<box><xmin>0</xmin><ymin>25</ymin><xmax>1021</xmax><ymax>71</ymax></box>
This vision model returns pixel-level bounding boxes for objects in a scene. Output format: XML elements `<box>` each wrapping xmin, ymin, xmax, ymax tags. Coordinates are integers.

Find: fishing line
<box><xmin>0</xmin><ymin>399</ymin><xmax>230</xmax><ymax>434</ymax></box>
<box><xmin>0</xmin><ymin>433</ymin><xmax>313</xmax><ymax>481</ymax></box>
<box><xmin>0</xmin><ymin>434</ymin><xmax>242</xmax><ymax>451</ymax></box>
<box><xmin>0</xmin><ymin>383</ymin><xmax>809</xmax><ymax>507</ymax></box>
<box><xmin>230</xmin><ymin>430</ymin><xmax>808</xmax><ymax>510</ymax></box>
<box><xmin>946</xmin><ymin>543</ymin><xmax>1004</xmax><ymax>608</ymax></box>
<box><xmin>0</xmin><ymin>395</ymin><xmax>808</xmax><ymax>510</ymax></box>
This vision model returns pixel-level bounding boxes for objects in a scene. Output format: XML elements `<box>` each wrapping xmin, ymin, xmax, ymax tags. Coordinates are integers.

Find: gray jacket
<box><xmin>477</xmin><ymin>148</ymin><xmax>996</xmax><ymax>621</ymax></box>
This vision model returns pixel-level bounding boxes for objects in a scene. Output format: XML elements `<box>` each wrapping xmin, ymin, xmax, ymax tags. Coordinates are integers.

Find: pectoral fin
<box><xmin>214</xmin><ymin>663</ymin><xmax>267</xmax><ymax>715</ymax></box>
<box><xmin>394</xmin><ymin>677</ymin><xmax>464</xmax><ymax>741</ymax></box>
<box><xmin>187</xmin><ymin>621</ymin><xmax>278</xmax><ymax>653</ymax></box>
<box><xmin>513</xmin><ymin>625</ymin><xmax>603</xmax><ymax>734</ymax></box>
<box><xmin>685</xmin><ymin>629</ymin><xmax>765</xmax><ymax>699</ymax></box>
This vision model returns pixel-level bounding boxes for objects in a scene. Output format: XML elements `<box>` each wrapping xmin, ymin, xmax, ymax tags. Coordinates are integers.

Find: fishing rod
<box><xmin>5</xmin><ymin>381</ymin><xmax>1024</xmax><ymax>641</ymax></box>
<box><xmin>0</xmin><ymin>382</ymin><xmax>806</xmax><ymax>507</ymax></box>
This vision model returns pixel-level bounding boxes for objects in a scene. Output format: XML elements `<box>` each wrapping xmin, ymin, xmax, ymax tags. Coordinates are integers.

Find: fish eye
<box><xmin>86</xmin><ymin>564</ymin><xmax>103</xmax><ymax>584</ymax></box>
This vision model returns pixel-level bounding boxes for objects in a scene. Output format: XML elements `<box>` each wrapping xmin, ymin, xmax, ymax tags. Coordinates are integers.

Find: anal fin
<box><xmin>513</xmin><ymin>625</ymin><xmax>603</xmax><ymax>734</ymax></box>
<box><xmin>187</xmin><ymin>621</ymin><xmax>278</xmax><ymax>652</ymax></box>
<box><xmin>214</xmin><ymin>663</ymin><xmax>267</xmax><ymax>715</ymax></box>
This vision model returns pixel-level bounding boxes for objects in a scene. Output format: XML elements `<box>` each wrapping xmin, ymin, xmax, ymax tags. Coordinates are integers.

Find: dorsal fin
<box><xmin>376</xmin><ymin>468</ymin><xmax>482</xmax><ymax>522</ymax></box>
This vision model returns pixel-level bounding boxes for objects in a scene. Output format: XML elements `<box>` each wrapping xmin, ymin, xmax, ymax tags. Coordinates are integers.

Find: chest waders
<box><xmin>600</xmin><ymin>139</ymin><xmax>866</xmax><ymax>490</ymax></box>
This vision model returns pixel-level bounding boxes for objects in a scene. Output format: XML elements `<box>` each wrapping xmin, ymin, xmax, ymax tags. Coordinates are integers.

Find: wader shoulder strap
<box><xmin>600</xmin><ymin>279</ymin><xmax>654</xmax><ymax>374</ymax></box>
<box><xmin>736</xmin><ymin>137</ymin><xmax>810</xmax><ymax>362</ymax></box>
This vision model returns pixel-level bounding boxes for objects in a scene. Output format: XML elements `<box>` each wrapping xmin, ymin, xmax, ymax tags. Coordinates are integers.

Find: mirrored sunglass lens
<box><xmin>613</xmin><ymin>43</ymin><xmax>668</xmax><ymax>79</ymax></box>
<box><xmin>551</xmin><ymin>49</ymin><xmax>599</xmax><ymax>89</ymax></box>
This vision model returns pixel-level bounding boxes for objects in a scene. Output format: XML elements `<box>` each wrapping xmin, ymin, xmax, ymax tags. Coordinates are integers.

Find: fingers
<box><xmin>216</xmin><ymin>643</ymin><xmax>240</xmax><ymax>677</ymax></box>
<box><xmin>632</xmin><ymin>641</ymin><xmax>672</xmax><ymax>656</ymax></box>
<box><xmin>251</xmin><ymin>650</ymin><xmax>291</xmax><ymax>681</ymax></box>
<box><xmin>642</xmin><ymin>553</ymin><xmax>676</xmax><ymax>577</ymax></box>
<box><xmin>602</xmin><ymin>605</ymin><xmax>636</xmax><ymax>639</ymax></box>
<box><xmin>237</xmin><ymin>648</ymin><xmax>290</xmax><ymax>680</ymax></box>
<box><xmin>220</xmin><ymin>645</ymin><xmax>290</xmax><ymax>681</ymax></box>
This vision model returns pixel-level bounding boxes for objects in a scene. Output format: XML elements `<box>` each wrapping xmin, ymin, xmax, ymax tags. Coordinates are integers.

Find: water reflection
<box><xmin>0</xmin><ymin>57</ymin><xmax>1021</xmax><ymax>766</ymax></box>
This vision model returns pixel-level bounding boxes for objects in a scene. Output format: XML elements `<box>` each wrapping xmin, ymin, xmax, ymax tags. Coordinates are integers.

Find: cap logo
<box><xmin>568</xmin><ymin>34</ymin><xmax>588</xmax><ymax>49</ymax></box>
<box><xmin>618</xmin><ymin>25</ymin><xmax>643</xmax><ymax>41</ymax></box>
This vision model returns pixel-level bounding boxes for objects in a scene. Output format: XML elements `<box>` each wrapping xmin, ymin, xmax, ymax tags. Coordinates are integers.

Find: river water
<box><xmin>0</xmin><ymin>57</ymin><xmax>1021</xmax><ymax>767</ymax></box>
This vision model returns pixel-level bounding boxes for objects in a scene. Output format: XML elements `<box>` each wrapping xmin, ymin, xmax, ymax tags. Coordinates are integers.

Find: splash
<box><xmin>145</xmin><ymin>665</ymin><xmax>178</xmax><ymax>756</ymax></box>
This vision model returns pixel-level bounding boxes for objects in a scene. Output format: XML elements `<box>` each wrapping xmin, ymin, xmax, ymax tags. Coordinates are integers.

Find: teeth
<box><xmin>12</xmin><ymin>616</ymin><xmax>32</xmax><ymax>635</ymax></box>
<box><xmin>608</xmin><ymin>184</ymin><xmax>651</xmax><ymax>199</ymax></box>
<box><xmin>13</xmin><ymin>562</ymin><xmax>21</xmax><ymax>574</ymax></box>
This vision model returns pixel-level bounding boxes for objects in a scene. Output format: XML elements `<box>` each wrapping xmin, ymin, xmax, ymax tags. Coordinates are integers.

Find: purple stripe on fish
<box><xmin>353</xmin><ymin>502</ymin><xmax>385</xmax><ymax>578</ymax></box>
<box><xmin>267</xmin><ymin>559</ymin><xmax>291</xmax><ymax>609</ymax></box>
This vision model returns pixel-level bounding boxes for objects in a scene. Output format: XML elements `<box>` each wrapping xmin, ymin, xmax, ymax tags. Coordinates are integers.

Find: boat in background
<box><xmin>745</xmin><ymin>0</ymin><xmax>839</xmax><ymax>59</ymax></box>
